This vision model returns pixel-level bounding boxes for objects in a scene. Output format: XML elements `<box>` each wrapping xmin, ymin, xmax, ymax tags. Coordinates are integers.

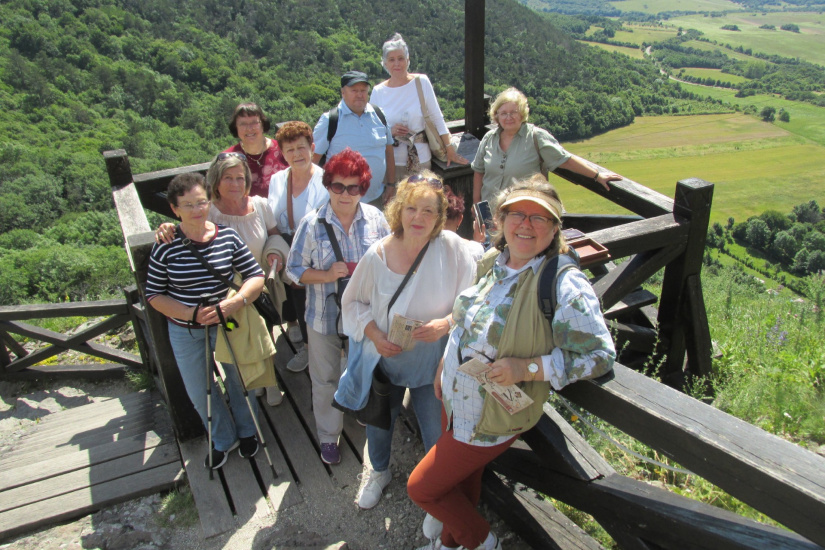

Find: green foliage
<box><xmin>760</xmin><ymin>105</ymin><xmax>776</xmax><ymax>122</ymax></box>
<box><xmin>721</xmin><ymin>24</ymin><xmax>740</xmax><ymax>31</ymax></box>
<box><xmin>780</xmin><ymin>23</ymin><xmax>801</xmax><ymax>33</ymax></box>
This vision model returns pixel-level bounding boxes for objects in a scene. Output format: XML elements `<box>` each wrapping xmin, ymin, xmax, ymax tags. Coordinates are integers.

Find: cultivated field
<box><xmin>670</xmin><ymin>12</ymin><xmax>825</xmax><ymax>66</ymax></box>
<box><xmin>556</xmin><ymin>113</ymin><xmax>825</xmax><ymax>225</ymax></box>
<box><xmin>678</xmin><ymin>67</ymin><xmax>750</xmax><ymax>86</ymax></box>
<box><xmin>578</xmin><ymin>41</ymin><xmax>646</xmax><ymax>58</ymax></box>
<box><xmin>608</xmin><ymin>0</ymin><xmax>742</xmax><ymax>14</ymax></box>
<box><xmin>681</xmin><ymin>39</ymin><xmax>776</xmax><ymax>64</ymax></box>
<box><xmin>610</xmin><ymin>24</ymin><xmax>678</xmax><ymax>45</ymax></box>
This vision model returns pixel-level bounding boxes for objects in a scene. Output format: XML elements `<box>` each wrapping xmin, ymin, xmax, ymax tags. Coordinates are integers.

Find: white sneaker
<box><xmin>266</xmin><ymin>386</ymin><xmax>284</xmax><ymax>406</ymax></box>
<box><xmin>287</xmin><ymin>325</ymin><xmax>303</xmax><ymax>344</ymax></box>
<box><xmin>423</xmin><ymin>512</ymin><xmax>444</xmax><ymax>540</ymax></box>
<box><xmin>355</xmin><ymin>468</ymin><xmax>392</xmax><ymax>509</ymax></box>
<box><xmin>286</xmin><ymin>345</ymin><xmax>308</xmax><ymax>372</ymax></box>
<box><xmin>415</xmin><ymin>540</ymin><xmax>444</xmax><ymax>550</ymax></box>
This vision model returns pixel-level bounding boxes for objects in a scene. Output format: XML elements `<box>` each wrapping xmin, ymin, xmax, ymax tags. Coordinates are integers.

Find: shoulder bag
<box><xmin>415</xmin><ymin>76</ymin><xmax>449</xmax><ymax>162</ymax></box>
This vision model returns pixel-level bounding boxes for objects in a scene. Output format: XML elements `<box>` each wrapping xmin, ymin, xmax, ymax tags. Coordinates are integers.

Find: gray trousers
<box><xmin>307</xmin><ymin>326</ymin><xmax>347</xmax><ymax>444</ymax></box>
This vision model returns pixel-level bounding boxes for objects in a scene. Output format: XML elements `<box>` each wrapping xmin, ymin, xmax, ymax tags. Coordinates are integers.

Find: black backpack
<box><xmin>537</xmin><ymin>250</ymin><xmax>581</xmax><ymax>323</ymax></box>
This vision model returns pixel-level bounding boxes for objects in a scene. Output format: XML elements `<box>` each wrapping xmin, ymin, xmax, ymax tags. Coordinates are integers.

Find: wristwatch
<box><xmin>527</xmin><ymin>361</ymin><xmax>539</xmax><ymax>381</ymax></box>
<box><xmin>238</xmin><ymin>292</ymin><xmax>247</xmax><ymax>305</ymax></box>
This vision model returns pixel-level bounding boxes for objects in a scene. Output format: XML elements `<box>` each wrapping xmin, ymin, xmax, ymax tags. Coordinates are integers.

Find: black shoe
<box><xmin>239</xmin><ymin>435</ymin><xmax>260</xmax><ymax>459</ymax></box>
<box><xmin>204</xmin><ymin>440</ymin><xmax>239</xmax><ymax>470</ymax></box>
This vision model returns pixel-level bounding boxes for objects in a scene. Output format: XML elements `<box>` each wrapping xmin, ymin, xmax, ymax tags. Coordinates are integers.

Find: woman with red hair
<box><xmin>285</xmin><ymin>148</ymin><xmax>391</xmax><ymax>465</ymax></box>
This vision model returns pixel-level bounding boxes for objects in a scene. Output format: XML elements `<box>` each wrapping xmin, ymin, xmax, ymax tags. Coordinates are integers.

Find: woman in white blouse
<box><xmin>370</xmin><ymin>33</ymin><xmax>468</xmax><ymax>182</ymax></box>
<box><xmin>338</xmin><ymin>171</ymin><xmax>475</xmax><ymax>512</ymax></box>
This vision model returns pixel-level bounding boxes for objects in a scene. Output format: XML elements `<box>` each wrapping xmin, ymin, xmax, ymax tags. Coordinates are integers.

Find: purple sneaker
<box><xmin>320</xmin><ymin>442</ymin><xmax>341</xmax><ymax>465</ymax></box>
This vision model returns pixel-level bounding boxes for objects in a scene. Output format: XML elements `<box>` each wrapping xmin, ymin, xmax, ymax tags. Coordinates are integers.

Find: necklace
<box><xmin>240</xmin><ymin>143</ymin><xmax>267</xmax><ymax>166</ymax></box>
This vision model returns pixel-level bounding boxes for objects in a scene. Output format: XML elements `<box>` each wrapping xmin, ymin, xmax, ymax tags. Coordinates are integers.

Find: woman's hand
<box><xmin>487</xmin><ymin>357</ymin><xmax>529</xmax><ymax>386</ymax></box>
<box><xmin>594</xmin><ymin>172</ymin><xmax>623</xmax><ymax>191</ymax></box>
<box><xmin>434</xmin><ymin>360</ymin><xmax>444</xmax><ymax>401</ymax></box>
<box><xmin>365</xmin><ymin>322</ymin><xmax>402</xmax><ymax>358</ymax></box>
<box><xmin>392</xmin><ymin>123</ymin><xmax>410</xmax><ymax>138</ymax></box>
<box><xmin>445</xmin><ymin>145</ymin><xmax>469</xmax><ymax>167</ymax></box>
<box><xmin>412</xmin><ymin>317</ymin><xmax>451</xmax><ymax>343</ymax></box>
<box><xmin>155</xmin><ymin>222</ymin><xmax>176</xmax><ymax>244</ymax></box>
<box><xmin>327</xmin><ymin>261</ymin><xmax>349</xmax><ymax>282</ymax></box>
<box><xmin>267</xmin><ymin>253</ymin><xmax>283</xmax><ymax>272</ymax></box>
<box><xmin>472</xmin><ymin>217</ymin><xmax>486</xmax><ymax>243</ymax></box>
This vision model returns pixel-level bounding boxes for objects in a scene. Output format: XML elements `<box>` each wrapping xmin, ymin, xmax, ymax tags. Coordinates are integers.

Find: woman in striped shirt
<box><xmin>146</xmin><ymin>172</ymin><xmax>265</xmax><ymax>470</ymax></box>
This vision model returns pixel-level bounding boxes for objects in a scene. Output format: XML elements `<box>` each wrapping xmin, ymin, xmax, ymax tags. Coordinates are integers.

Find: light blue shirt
<box><xmin>313</xmin><ymin>100</ymin><xmax>393</xmax><ymax>204</ymax></box>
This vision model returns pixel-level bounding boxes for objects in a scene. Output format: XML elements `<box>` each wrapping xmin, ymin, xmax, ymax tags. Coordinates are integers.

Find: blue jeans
<box><xmin>167</xmin><ymin>321</ymin><xmax>258</xmax><ymax>451</ymax></box>
<box><xmin>366</xmin><ymin>382</ymin><xmax>443</xmax><ymax>472</ymax></box>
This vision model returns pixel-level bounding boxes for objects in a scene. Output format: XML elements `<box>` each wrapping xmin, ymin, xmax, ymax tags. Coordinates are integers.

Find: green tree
<box><xmin>760</xmin><ymin>106</ymin><xmax>776</xmax><ymax>122</ymax></box>
<box><xmin>746</xmin><ymin>218</ymin><xmax>771</xmax><ymax>249</ymax></box>
<box><xmin>770</xmin><ymin>231</ymin><xmax>799</xmax><ymax>264</ymax></box>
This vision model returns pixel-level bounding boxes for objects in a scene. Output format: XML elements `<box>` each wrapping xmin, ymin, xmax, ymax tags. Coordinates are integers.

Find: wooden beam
<box><xmin>603</xmin><ymin>289</ymin><xmax>658</xmax><ymax>320</ymax></box>
<box><xmin>1</xmin><ymin>363</ymin><xmax>128</xmax><ymax>381</ymax></box>
<box><xmin>683</xmin><ymin>274</ymin><xmax>713</xmax><ymax>378</ymax></box>
<box><xmin>587</xmin><ymin>214</ymin><xmax>689</xmax><ymax>261</ymax></box>
<box><xmin>563</xmin><ymin>213</ymin><xmax>643</xmax><ymax>234</ymax></box>
<box><xmin>132</xmin><ymin>162</ymin><xmax>210</xmax><ymax>195</ymax></box>
<box><xmin>464</xmin><ymin>0</ymin><xmax>486</xmax><ymax>139</ymax></box>
<box><xmin>554</xmin><ymin>169</ymin><xmax>675</xmax><ymax>219</ymax></box>
<box><xmin>593</xmin><ymin>246</ymin><xmax>684</xmax><ymax>311</ymax></box>
<box><xmin>610</xmin><ymin>322</ymin><xmax>658</xmax><ymax>353</ymax></box>
<box><xmin>0</xmin><ymin>300</ymin><xmax>126</xmax><ymax>321</ymax></box>
<box><xmin>656</xmin><ymin>179</ymin><xmax>714</xmax><ymax>381</ymax></box>
<box><xmin>559</xmin><ymin>364</ymin><xmax>825</xmax><ymax>547</ymax></box>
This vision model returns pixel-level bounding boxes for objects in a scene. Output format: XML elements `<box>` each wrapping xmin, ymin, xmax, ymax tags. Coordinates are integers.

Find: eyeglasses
<box><xmin>329</xmin><ymin>182</ymin><xmax>362</xmax><ymax>196</ymax></box>
<box><xmin>505</xmin><ymin>210</ymin><xmax>554</xmax><ymax>229</ymax></box>
<box><xmin>497</xmin><ymin>110</ymin><xmax>520</xmax><ymax>119</ymax></box>
<box><xmin>217</xmin><ymin>152</ymin><xmax>247</xmax><ymax>162</ymax></box>
<box><xmin>236</xmin><ymin>120</ymin><xmax>261</xmax><ymax>128</ymax></box>
<box><xmin>407</xmin><ymin>174</ymin><xmax>443</xmax><ymax>189</ymax></box>
<box><xmin>178</xmin><ymin>200</ymin><xmax>210</xmax><ymax>211</ymax></box>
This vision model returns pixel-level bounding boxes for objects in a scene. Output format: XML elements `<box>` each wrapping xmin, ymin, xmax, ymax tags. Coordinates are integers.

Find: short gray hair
<box><xmin>382</xmin><ymin>33</ymin><xmax>410</xmax><ymax>72</ymax></box>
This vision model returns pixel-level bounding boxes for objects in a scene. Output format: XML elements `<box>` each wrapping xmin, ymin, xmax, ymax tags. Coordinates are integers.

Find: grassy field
<box><xmin>678</xmin><ymin>67</ymin><xmax>750</xmax><ymax>86</ymax></box>
<box><xmin>608</xmin><ymin>0</ymin><xmax>742</xmax><ymax>14</ymax></box>
<box><xmin>611</xmin><ymin>24</ymin><xmax>679</xmax><ymax>45</ymax></box>
<box><xmin>670</xmin><ymin>12</ymin><xmax>825</xmax><ymax>66</ymax></box>
<box><xmin>578</xmin><ymin>40</ymin><xmax>646</xmax><ymax>58</ymax></box>
<box><xmin>681</xmin><ymin>39</ymin><xmax>776</xmax><ymax>64</ymax></box>
<box><xmin>557</xmin><ymin>113</ymin><xmax>825</xmax><ymax>226</ymax></box>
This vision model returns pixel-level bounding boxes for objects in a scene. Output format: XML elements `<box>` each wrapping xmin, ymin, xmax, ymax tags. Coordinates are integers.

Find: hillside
<box><xmin>0</xmin><ymin>0</ymin><xmax>720</xmax><ymax>304</ymax></box>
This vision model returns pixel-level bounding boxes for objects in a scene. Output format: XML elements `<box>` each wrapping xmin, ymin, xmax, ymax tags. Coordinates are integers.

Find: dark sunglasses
<box><xmin>217</xmin><ymin>152</ymin><xmax>247</xmax><ymax>162</ymax></box>
<box><xmin>329</xmin><ymin>182</ymin><xmax>362</xmax><ymax>196</ymax></box>
<box><xmin>407</xmin><ymin>174</ymin><xmax>443</xmax><ymax>189</ymax></box>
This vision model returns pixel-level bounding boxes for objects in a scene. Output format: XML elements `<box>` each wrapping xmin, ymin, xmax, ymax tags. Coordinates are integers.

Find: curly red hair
<box><xmin>322</xmin><ymin>148</ymin><xmax>372</xmax><ymax>196</ymax></box>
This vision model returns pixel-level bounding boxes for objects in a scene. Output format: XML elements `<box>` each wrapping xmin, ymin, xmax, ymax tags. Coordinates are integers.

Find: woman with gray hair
<box><xmin>370</xmin><ymin>32</ymin><xmax>468</xmax><ymax>181</ymax></box>
<box><xmin>472</xmin><ymin>87</ymin><xmax>624</xmax><ymax>205</ymax></box>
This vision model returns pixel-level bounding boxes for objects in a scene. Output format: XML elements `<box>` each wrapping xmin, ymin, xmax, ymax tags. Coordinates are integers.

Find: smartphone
<box><xmin>473</xmin><ymin>200</ymin><xmax>494</xmax><ymax>230</ymax></box>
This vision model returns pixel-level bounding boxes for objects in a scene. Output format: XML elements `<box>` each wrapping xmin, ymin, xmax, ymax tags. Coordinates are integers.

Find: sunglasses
<box><xmin>329</xmin><ymin>182</ymin><xmax>362</xmax><ymax>196</ymax></box>
<box><xmin>217</xmin><ymin>152</ymin><xmax>247</xmax><ymax>162</ymax></box>
<box><xmin>407</xmin><ymin>174</ymin><xmax>443</xmax><ymax>189</ymax></box>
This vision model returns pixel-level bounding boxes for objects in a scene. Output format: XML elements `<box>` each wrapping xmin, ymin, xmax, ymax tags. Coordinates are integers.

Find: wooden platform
<box><xmin>0</xmin><ymin>390</ymin><xmax>183</xmax><ymax>541</ymax></box>
<box><xmin>181</xmin><ymin>332</ymin><xmax>371</xmax><ymax>538</ymax></box>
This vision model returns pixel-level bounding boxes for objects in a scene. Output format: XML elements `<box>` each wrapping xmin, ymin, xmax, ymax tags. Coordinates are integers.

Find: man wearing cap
<box><xmin>313</xmin><ymin>71</ymin><xmax>396</xmax><ymax>207</ymax></box>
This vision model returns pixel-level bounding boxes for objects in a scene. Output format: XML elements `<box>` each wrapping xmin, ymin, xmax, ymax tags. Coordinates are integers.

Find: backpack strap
<box><xmin>537</xmin><ymin>250</ymin><xmax>580</xmax><ymax>323</ymax></box>
<box><xmin>326</xmin><ymin>104</ymin><xmax>387</xmax><ymax>145</ymax></box>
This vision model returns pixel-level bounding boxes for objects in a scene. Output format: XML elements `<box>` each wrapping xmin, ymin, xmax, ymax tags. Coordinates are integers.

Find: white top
<box><xmin>267</xmin><ymin>166</ymin><xmax>328</xmax><ymax>235</ymax></box>
<box><xmin>207</xmin><ymin>195</ymin><xmax>275</xmax><ymax>269</ymax></box>
<box><xmin>370</xmin><ymin>74</ymin><xmax>449</xmax><ymax>166</ymax></box>
<box><xmin>341</xmin><ymin>230</ymin><xmax>476</xmax><ymax>342</ymax></box>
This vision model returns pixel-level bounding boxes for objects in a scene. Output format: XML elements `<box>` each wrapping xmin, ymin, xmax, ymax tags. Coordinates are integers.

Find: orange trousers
<box><xmin>407</xmin><ymin>409</ymin><xmax>516</xmax><ymax>549</ymax></box>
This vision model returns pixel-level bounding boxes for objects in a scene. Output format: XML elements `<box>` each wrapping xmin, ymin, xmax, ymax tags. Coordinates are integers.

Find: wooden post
<box><xmin>104</xmin><ymin>150</ymin><xmax>203</xmax><ymax>441</ymax></box>
<box><xmin>656</xmin><ymin>178</ymin><xmax>714</xmax><ymax>386</ymax></box>
<box><xmin>465</xmin><ymin>0</ymin><xmax>486</xmax><ymax>139</ymax></box>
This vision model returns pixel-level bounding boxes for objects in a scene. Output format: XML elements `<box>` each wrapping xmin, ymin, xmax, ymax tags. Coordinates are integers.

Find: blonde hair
<box><xmin>206</xmin><ymin>154</ymin><xmax>252</xmax><ymax>200</ymax></box>
<box><xmin>490</xmin><ymin>174</ymin><xmax>567</xmax><ymax>256</ymax></box>
<box><xmin>489</xmin><ymin>87</ymin><xmax>530</xmax><ymax>125</ymax></box>
<box><xmin>385</xmin><ymin>170</ymin><xmax>447</xmax><ymax>239</ymax></box>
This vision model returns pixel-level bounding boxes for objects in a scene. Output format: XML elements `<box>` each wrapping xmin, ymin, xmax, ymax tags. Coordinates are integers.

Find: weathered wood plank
<box><xmin>178</xmin><ymin>437</ymin><xmax>235</xmax><ymax>538</ymax></box>
<box><xmin>559</xmin><ymin>364</ymin><xmax>825</xmax><ymax>547</ymax></box>
<box><xmin>12</xmin><ymin>392</ymin><xmax>150</xmax><ymax>432</ymax></box>
<box><xmin>593</xmin><ymin>246</ymin><xmax>684</xmax><ymax>312</ymax></box>
<box><xmin>603</xmin><ymin>289</ymin><xmax>658</xmax><ymax>320</ymax></box>
<box><xmin>2</xmin><ymin>362</ymin><xmax>129</xmax><ymax>381</ymax></box>
<box><xmin>0</xmin><ymin>300</ymin><xmax>127</xmax><ymax>321</ymax></box>
<box><xmin>482</xmin><ymin>470</ymin><xmax>606</xmax><ymax>550</ymax></box>
<box><xmin>609</xmin><ymin>322</ymin><xmax>658</xmax><ymax>353</ymax></box>
<box><xmin>0</xmin><ymin>329</ymin><xmax>27</xmax><ymax>359</ymax></box>
<box><xmin>684</xmin><ymin>274</ymin><xmax>713</xmax><ymax>378</ymax></box>
<box><xmin>587</xmin><ymin>214</ymin><xmax>689</xmax><ymax>261</ymax></box>
<box><xmin>0</xmin><ymin>460</ymin><xmax>183</xmax><ymax>542</ymax></box>
<box><xmin>221</xmin><ymin>447</ymin><xmax>273</xmax><ymax>524</ymax></box>
<box><xmin>132</xmin><ymin>161</ymin><xmax>210</xmax><ymax>195</ymax></box>
<box><xmin>254</xmin><ymin>404</ymin><xmax>303</xmax><ymax>511</ymax></box>
<box><xmin>0</xmin><ymin>442</ymin><xmax>179</xmax><ymax>514</ymax></box>
<box><xmin>563</xmin><ymin>213</ymin><xmax>643</xmax><ymax>234</ymax></box>
<box><xmin>554</xmin><ymin>168</ymin><xmax>675</xmax><ymax>219</ymax></box>
<box><xmin>0</xmin><ymin>430</ymin><xmax>172</xmax><ymax>492</ymax></box>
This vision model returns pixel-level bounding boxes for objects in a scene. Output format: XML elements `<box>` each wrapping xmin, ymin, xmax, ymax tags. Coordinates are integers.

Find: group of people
<box><xmin>146</xmin><ymin>32</ymin><xmax>621</xmax><ymax>550</ymax></box>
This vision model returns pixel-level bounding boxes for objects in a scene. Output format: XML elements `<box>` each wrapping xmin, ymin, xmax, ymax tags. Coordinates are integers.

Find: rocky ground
<box><xmin>0</xmin><ymin>344</ymin><xmax>530</xmax><ymax>550</ymax></box>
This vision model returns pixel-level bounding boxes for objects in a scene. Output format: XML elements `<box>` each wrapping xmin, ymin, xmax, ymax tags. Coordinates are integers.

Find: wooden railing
<box><xmin>102</xmin><ymin>142</ymin><xmax>825</xmax><ymax>549</ymax></box>
<box><xmin>0</xmin><ymin>287</ymin><xmax>147</xmax><ymax>380</ymax></box>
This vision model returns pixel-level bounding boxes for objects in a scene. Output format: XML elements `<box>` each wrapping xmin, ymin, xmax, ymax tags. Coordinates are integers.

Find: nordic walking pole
<box><xmin>200</xmin><ymin>293</ymin><xmax>218</xmax><ymax>480</ymax></box>
<box><xmin>215</xmin><ymin>304</ymin><xmax>278</xmax><ymax>479</ymax></box>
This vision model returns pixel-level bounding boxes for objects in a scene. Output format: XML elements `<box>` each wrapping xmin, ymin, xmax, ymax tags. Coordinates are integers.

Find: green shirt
<box><xmin>471</xmin><ymin>122</ymin><xmax>571</xmax><ymax>203</ymax></box>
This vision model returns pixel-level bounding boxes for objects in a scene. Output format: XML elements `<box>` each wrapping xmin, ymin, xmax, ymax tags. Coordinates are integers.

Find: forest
<box><xmin>0</xmin><ymin>0</ymin><xmax>725</xmax><ymax>305</ymax></box>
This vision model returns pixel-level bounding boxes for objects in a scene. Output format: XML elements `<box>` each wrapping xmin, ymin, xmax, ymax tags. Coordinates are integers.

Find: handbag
<box><xmin>331</xmin><ymin>240</ymin><xmax>430</xmax><ymax>429</ymax></box>
<box><xmin>414</xmin><ymin>76</ymin><xmax>448</xmax><ymax>162</ymax></box>
<box><xmin>175</xmin><ymin>226</ymin><xmax>281</xmax><ymax>326</ymax></box>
